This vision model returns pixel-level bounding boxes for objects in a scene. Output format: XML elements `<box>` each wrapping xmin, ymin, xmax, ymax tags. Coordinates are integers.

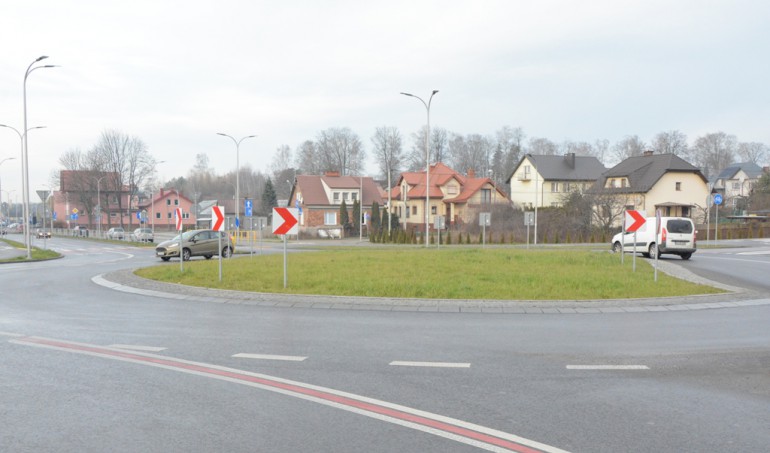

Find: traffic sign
<box><xmin>244</xmin><ymin>199</ymin><xmax>253</xmax><ymax>217</ymax></box>
<box><xmin>211</xmin><ymin>206</ymin><xmax>225</xmax><ymax>231</ymax></box>
<box><xmin>175</xmin><ymin>208</ymin><xmax>183</xmax><ymax>231</ymax></box>
<box><xmin>625</xmin><ymin>210</ymin><xmax>646</xmax><ymax>232</ymax></box>
<box><xmin>713</xmin><ymin>193</ymin><xmax>723</xmax><ymax>205</ymax></box>
<box><xmin>272</xmin><ymin>207</ymin><xmax>299</xmax><ymax>235</ymax></box>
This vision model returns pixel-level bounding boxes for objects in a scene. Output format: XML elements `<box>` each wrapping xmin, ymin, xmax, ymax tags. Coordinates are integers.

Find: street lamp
<box><xmin>0</xmin><ymin>124</ymin><xmax>46</xmax><ymax>256</ymax></box>
<box><xmin>0</xmin><ymin>157</ymin><xmax>16</xmax><ymax>220</ymax></box>
<box><xmin>1</xmin><ymin>189</ymin><xmax>16</xmax><ymax>220</ymax></box>
<box><xmin>401</xmin><ymin>90</ymin><xmax>438</xmax><ymax>247</ymax></box>
<box><xmin>216</xmin><ymin>133</ymin><xmax>256</xmax><ymax>234</ymax></box>
<box><xmin>94</xmin><ymin>174</ymin><xmax>108</xmax><ymax>237</ymax></box>
<box><xmin>22</xmin><ymin>55</ymin><xmax>57</xmax><ymax>258</ymax></box>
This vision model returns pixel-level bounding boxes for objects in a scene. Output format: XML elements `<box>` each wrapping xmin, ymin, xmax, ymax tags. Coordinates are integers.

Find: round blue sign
<box><xmin>713</xmin><ymin>193</ymin><xmax>723</xmax><ymax>205</ymax></box>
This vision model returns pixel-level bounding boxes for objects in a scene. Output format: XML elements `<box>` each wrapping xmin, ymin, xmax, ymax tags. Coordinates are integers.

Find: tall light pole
<box><xmin>401</xmin><ymin>90</ymin><xmax>438</xmax><ymax>247</ymax></box>
<box><xmin>217</xmin><ymin>133</ymin><xmax>256</xmax><ymax>235</ymax></box>
<box><xmin>0</xmin><ymin>124</ymin><xmax>46</xmax><ymax>256</ymax></box>
<box><xmin>0</xmin><ymin>157</ymin><xmax>16</xmax><ymax>220</ymax></box>
<box><xmin>94</xmin><ymin>174</ymin><xmax>108</xmax><ymax>237</ymax></box>
<box><xmin>1</xmin><ymin>189</ymin><xmax>16</xmax><ymax>220</ymax></box>
<box><xmin>21</xmin><ymin>56</ymin><xmax>57</xmax><ymax>258</ymax></box>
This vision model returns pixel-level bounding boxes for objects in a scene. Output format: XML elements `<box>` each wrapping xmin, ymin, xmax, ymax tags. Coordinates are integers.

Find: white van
<box><xmin>611</xmin><ymin>217</ymin><xmax>697</xmax><ymax>260</ymax></box>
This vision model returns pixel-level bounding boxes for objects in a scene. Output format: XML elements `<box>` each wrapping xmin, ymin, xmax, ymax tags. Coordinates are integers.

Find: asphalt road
<box><xmin>1</xmin><ymin>235</ymin><xmax>769</xmax><ymax>452</ymax></box>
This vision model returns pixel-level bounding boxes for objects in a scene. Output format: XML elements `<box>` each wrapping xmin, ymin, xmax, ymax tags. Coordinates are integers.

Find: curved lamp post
<box><xmin>0</xmin><ymin>157</ymin><xmax>16</xmax><ymax>220</ymax></box>
<box><xmin>400</xmin><ymin>90</ymin><xmax>438</xmax><ymax>247</ymax></box>
<box><xmin>21</xmin><ymin>56</ymin><xmax>57</xmax><ymax>258</ymax></box>
<box><xmin>216</xmin><ymin>133</ymin><xmax>256</xmax><ymax>234</ymax></box>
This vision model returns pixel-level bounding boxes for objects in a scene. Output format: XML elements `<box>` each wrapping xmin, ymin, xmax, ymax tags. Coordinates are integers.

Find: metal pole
<box><xmin>401</xmin><ymin>90</ymin><xmax>438</xmax><ymax>247</ymax></box>
<box><xmin>283</xmin><ymin>234</ymin><xmax>288</xmax><ymax>288</ymax></box>
<box><xmin>217</xmin><ymin>133</ymin><xmax>256</xmax><ymax>246</ymax></box>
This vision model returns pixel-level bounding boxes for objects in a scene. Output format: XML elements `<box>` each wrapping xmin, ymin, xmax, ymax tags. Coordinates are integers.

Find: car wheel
<box><xmin>221</xmin><ymin>247</ymin><xmax>231</xmax><ymax>258</ymax></box>
<box><xmin>182</xmin><ymin>248</ymin><xmax>192</xmax><ymax>261</ymax></box>
<box><xmin>681</xmin><ymin>253</ymin><xmax>692</xmax><ymax>260</ymax></box>
<box><xmin>161</xmin><ymin>257</ymin><xmax>170</xmax><ymax>262</ymax></box>
<box><xmin>648</xmin><ymin>243</ymin><xmax>658</xmax><ymax>260</ymax></box>
<box><xmin>612</xmin><ymin>242</ymin><xmax>621</xmax><ymax>253</ymax></box>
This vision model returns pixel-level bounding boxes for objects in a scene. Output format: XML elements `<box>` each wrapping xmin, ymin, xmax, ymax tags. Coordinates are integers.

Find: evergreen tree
<box><xmin>371</xmin><ymin>201</ymin><xmax>381</xmax><ymax>231</ymax></box>
<box><xmin>339</xmin><ymin>200</ymin><xmax>350</xmax><ymax>233</ymax></box>
<box><xmin>352</xmin><ymin>200</ymin><xmax>361</xmax><ymax>235</ymax></box>
<box><xmin>261</xmin><ymin>178</ymin><xmax>278</xmax><ymax>215</ymax></box>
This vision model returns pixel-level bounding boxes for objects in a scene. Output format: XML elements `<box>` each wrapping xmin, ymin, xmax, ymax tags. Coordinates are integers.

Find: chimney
<box><xmin>468</xmin><ymin>169</ymin><xmax>475</xmax><ymax>178</ymax></box>
<box><xmin>564</xmin><ymin>152</ymin><xmax>576</xmax><ymax>169</ymax></box>
<box><xmin>160</xmin><ymin>188</ymin><xmax>165</xmax><ymax>198</ymax></box>
<box><xmin>643</xmin><ymin>150</ymin><xmax>654</xmax><ymax>157</ymax></box>
<box><xmin>763</xmin><ymin>166</ymin><xmax>769</xmax><ymax>174</ymax></box>
<box><xmin>325</xmin><ymin>171</ymin><xmax>340</xmax><ymax>177</ymax></box>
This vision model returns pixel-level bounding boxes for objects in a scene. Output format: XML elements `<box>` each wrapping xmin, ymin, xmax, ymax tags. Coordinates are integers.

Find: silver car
<box><xmin>106</xmin><ymin>227</ymin><xmax>125</xmax><ymax>240</ymax></box>
<box><xmin>155</xmin><ymin>229</ymin><xmax>234</xmax><ymax>261</ymax></box>
<box><xmin>131</xmin><ymin>227</ymin><xmax>154</xmax><ymax>242</ymax></box>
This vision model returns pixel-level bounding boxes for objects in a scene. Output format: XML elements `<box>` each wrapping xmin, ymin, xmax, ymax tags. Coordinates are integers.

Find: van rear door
<box><xmin>661</xmin><ymin>219</ymin><xmax>695</xmax><ymax>251</ymax></box>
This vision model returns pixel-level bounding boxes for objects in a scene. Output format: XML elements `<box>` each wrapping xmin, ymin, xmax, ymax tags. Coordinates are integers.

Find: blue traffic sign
<box><xmin>244</xmin><ymin>199</ymin><xmax>253</xmax><ymax>217</ymax></box>
<box><xmin>235</xmin><ymin>217</ymin><xmax>240</xmax><ymax>228</ymax></box>
<box><xmin>713</xmin><ymin>193</ymin><xmax>723</xmax><ymax>205</ymax></box>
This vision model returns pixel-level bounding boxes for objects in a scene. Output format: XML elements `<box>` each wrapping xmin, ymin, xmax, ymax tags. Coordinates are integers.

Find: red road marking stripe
<box><xmin>14</xmin><ymin>336</ymin><xmax>556</xmax><ymax>453</ymax></box>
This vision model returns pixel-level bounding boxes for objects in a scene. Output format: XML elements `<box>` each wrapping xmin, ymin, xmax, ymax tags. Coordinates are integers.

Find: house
<box><xmin>712</xmin><ymin>162</ymin><xmax>765</xmax><ymax>214</ymax></box>
<box><xmin>288</xmin><ymin>172</ymin><xmax>386</xmax><ymax>237</ymax></box>
<box><xmin>506</xmin><ymin>153</ymin><xmax>606</xmax><ymax>209</ymax></box>
<box><xmin>593</xmin><ymin>151</ymin><xmax>709</xmax><ymax>219</ymax></box>
<box><xmin>54</xmin><ymin>170</ymin><xmax>138</xmax><ymax>230</ymax></box>
<box><xmin>391</xmin><ymin>162</ymin><xmax>509</xmax><ymax>230</ymax></box>
<box><xmin>136</xmin><ymin>188</ymin><xmax>196</xmax><ymax>231</ymax></box>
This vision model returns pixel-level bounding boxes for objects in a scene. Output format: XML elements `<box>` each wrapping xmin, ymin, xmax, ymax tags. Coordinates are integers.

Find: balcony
<box><xmin>517</xmin><ymin>173</ymin><xmax>531</xmax><ymax>181</ymax></box>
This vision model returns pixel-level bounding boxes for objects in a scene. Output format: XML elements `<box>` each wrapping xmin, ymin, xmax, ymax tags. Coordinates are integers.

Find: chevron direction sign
<box><xmin>625</xmin><ymin>210</ymin><xmax>646</xmax><ymax>233</ymax></box>
<box><xmin>272</xmin><ymin>207</ymin><xmax>299</xmax><ymax>235</ymax></box>
<box><xmin>211</xmin><ymin>206</ymin><xmax>225</xmax><ymax>232</ymax></box>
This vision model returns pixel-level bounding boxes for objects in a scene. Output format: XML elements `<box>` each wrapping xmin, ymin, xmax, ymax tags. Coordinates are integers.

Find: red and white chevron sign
<box><xmin>211</xmin><ymin>206</ymin><xmax>225</xmax><ymax>232</ymax></box>
<box><xmin>175</xmin><ymin>208</ymin><xmax>183</xmax><ymax>231</ymax></box>
<box><xmin>272</xmin><ymin>207</ymin><xmax>298</xmax><ymax>235</ymax></box>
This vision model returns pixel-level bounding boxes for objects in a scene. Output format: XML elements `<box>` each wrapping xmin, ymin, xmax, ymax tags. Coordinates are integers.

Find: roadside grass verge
<box><xmin>135</xmin><ymin>248</ymin><xmax>723</xmax><ymax>300</ymax></box>
<box><xmin>0</xmin><ymin>238</ymin><xmax>61</xmax><ymax>261</ymax></box>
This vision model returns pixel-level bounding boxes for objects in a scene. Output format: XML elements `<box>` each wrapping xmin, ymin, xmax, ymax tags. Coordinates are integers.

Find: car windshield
<box><xmin>667</xmin><ymin>220</ymin><xmax>693</xmax><ymax>234</ymax></box>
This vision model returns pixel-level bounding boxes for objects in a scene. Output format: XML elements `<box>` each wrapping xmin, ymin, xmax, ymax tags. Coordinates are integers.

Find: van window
<box><xmin>666</xmin><ymin>219</ymin><xmax>693</xmax><ymax>234</ymax></box>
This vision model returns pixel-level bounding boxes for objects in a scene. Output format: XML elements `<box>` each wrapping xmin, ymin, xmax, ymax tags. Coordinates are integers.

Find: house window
<box><xmin>621</xmin><ymin>179</ymin><xmax>627</xmax><ymax>188</ymax></box>
<box><xmin>167</xmin><ymin>212</ymin><xmax>172</xmax><ymax>219</ymax></box>
<box><xmin>405</xmin><ymin>207</ymin><xmax>410</xmax><ymax>218</ymax></box>
<box><xmin>551</xmin><ymin>202</ymin><xmax>559</xmax><ymax>207</ymax></box>
<box><xmin>523</xmin><ymin>165</ymin><xmax>531</xmax><ymax>178</ymax></box>
<box><xmin>676</xmin><ymin>182</ymin><xmax>682</xmax><ymax>191</ymax></box>
<box><xmin>682</xmin><ymin>206</ymin><xmax>690</xmax><ymax>217</ymax></box>
<box><xmin>481</xmin><ymin>189</ymin><xmax>491</xmax><ymax>204</ymax></box>
<box><xmin>732</xmin><ymin>182</ymin><xmax>740</xmax><ymax>190</ymax></box>
<box><xmin>563</xmin><ymin>183</ymin><xmax>571</xmax><ymax>192</ymax></box>
<box><xmin>174</xmin><ymin>199</ymin><xmax>179</xmax><ymax>206</ymax></box>
<box><xmin>412</xmin><ymin>206</ymin><xmax>417</xmax><ymax>215</ymax></box>
<box><xmin>155</xmin><ymin>212</ymin><xmax>161</xmax><ymax>219</ymax></box>
<box><xmin>333</xmin><ymin>192</ymin><xmax>340</xmax><ymax>202</ymax></box>
<box><xmin>343</xmin><ymin>192</ymin><xmax>349</xmax><ymax>200</ymax></box>
<box><xmin>551</xmin><ymin>182</ymin><xmax>559</xmax><ymax>192</ymax></box>
<box><xmin>352</xmin><ymin>192</ymin><xmax>358</xmax><ymax>201</ymax></box>
<box><xmin>447</xmin><ymin>185</ymin><xmax>458</xmax><ymax>195</ymax></box>
<box><xmin>431</xmin><ymin>206</ymin><xmax>437</xmax><ymax>215</ymax></box>
<box><xmin>324</xmin><ymin>212</ymin><xmax>336</xmax><ymax>225</ymax></box>
<box><xmin>166</xmin><ymin>199</ymin><xmax>171</xmax><ymax>206</ymax></box>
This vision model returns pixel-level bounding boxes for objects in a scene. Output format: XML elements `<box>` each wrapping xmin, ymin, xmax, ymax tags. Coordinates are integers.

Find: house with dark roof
<box><xmin>288</xmin><ymin>172</ymin><xmax>386</xmax><ymax>237</ymax></box>
<box><xmin>712</xmin><ymin>162</ymin><xmax>765</xmax><ymax>212</ymax></box>
<box><xmin>390</xmin><ymin>162</ymin><xmax>509</xmax><ymax>230</ymax></box>
<box><xmin>506</xmin><ymin>153</ymin><xmax>606</xmax><ymax>209</ymax></box>
<box><xmin>594</xmin><ymin>151</ymin><xmax>709</xmax><ymax>219</ymax></box>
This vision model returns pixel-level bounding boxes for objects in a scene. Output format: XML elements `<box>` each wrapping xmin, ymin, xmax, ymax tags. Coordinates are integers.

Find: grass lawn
<box><xmin>135</xmin><ymin>248</ymin><xmax>723</xmax><ymax>300</ymax></box>
<box><xmin>0</xmin><ymin>238</ymin><xmax>61</xmax><ymax>261</ymax></box>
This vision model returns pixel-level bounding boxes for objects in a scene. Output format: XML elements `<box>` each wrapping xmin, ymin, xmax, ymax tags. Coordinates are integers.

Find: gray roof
<box><xmin>595</xmin><ymin>153</ymin><xmax>706</xmax><ymax>193</ymax></box>
<box><xmin>506</xmin><ymin>153</ymin><xmax>606</xmax><ymax>183</ymax></box>
<box><xmin>716</xmin><ymin>162</ymin><xmax>764</xmax><ymax>180</ymax></box>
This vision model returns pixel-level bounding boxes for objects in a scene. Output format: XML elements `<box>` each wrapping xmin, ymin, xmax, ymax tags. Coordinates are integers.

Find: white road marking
<box><xmin>232</xmin><ymin>353</ymin><xmax>307</xmax><ymax>361</ymax></box>
<box><xmin>566</xmin><ymin>365</ymin><xmax>649</xmax><ymax>370</ymax></box>
<box><xmin>108</xmin><ymin>344</ymin><xmax>167</xmax><ymax>352</ymax></box>
<box><xmin>736</xmin><ymin>250</ymin><xmax>770</xmax><ymax>256</ymax></box>
<box><xmin>390</xmin><ymin>361</ymin><xmax>471</xmax><ymax>368</ymax></box>
<box><xmin>0</xmin><ymin>331</ymin><xmax>25</xmax><ymax>338</ymax></box>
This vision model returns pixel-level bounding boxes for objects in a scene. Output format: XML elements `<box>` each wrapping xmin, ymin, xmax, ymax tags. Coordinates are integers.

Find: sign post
<box><xmin>625</xmin><ymin>210</ymin><xmax>646</xmax><ymax>272</ymax></box>
<box><xmin>175</xmin><ymin>207</ymin><xmax>183</xmax><ymax>273</ymax></box>
<box><xmin>524</xmin><ymin>211</ymin><xmax>534</xmax><ymax>249</ymax></box>
<box><xmin>654</xmin><ymin>209</ymin><xmax>661</xmax><ymax>282</ymax></box>
<box><xmin>434</xmin><ymin>215</ymin><xmax>445</xmax><ymax>249</ymax></box>
<box><xmin>713</xmin><ymin>193</ymin><xmax>722</xmax><ymax>243</ymax></box>
<box><xmin>272</xmin><ymin>207</ymin><xmax>299</xmax><ymax>288</ymax></box>
<box><xmin>211</xmin><ymin>205</ymin><xmax>225</xmax><ymax>281</ymax></box>
<box><xmin>479</xmin><ymin>213</ymin><xmax>491</xmax><ymax>247</ymax></box>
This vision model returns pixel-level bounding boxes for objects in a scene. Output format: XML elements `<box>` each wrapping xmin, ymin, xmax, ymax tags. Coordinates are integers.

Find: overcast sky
<box><xmin>1</xmin><ymin>0</ymin><xmax>769</xmax><ymax>200</ymax></box>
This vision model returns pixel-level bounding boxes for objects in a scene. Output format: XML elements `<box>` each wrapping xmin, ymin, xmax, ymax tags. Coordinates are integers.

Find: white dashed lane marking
<box><xmin>108</xmin><ymin>344</ymin><xmax>168</xmax><ymax>352</ymax></box>
<box><xmin>232</xmin><ymin>353</ymin><xmax>308</xmax><ymax>361</ymax></box>
<box><xmin>566</xmin><ymin>365</ymin><xmax>649</xmax><ymax>370</ymax></box>
<box><xmin>390</xmin><ymin>361</ymin><xmax>471</xmax><ymax>368</ymax></box>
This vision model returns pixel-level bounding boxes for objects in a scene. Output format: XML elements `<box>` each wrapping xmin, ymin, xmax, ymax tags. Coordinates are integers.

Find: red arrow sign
<box><xmin>625</xmin><ymin>210</ymin><xmax>646</xmax><ymax>232</ymax></box>
<box><xmin>175</xmin><ymin>208</ymin><xmax>183</xmax><ymax>231</ymax></box>
<box><xmin>272</xmin><ymin>207</ymin><xmax>298</xmax><ymax>235</ymax></box>
<box><xmin>211</xmin><ymin>206</ymin><xmax>225</xmax><ymax>232</ymax></box>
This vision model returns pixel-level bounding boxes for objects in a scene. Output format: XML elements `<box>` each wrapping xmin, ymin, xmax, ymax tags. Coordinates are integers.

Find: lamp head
<box><xmin>432</xmin><ymin>90</ymin><xmax>439</xmax><ymax>95</ymax></box>
<box><xmin>36</xmin><ymin>56</ymin><xmax>49</xmax><ymax>62</ymax></box>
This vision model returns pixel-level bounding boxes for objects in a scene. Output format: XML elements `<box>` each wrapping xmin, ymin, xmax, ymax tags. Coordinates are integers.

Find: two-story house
<box><xmin>506</xmin><ymin>153</ymin><xmax>607</xmax><ymax>209</ymax></box>
<box><xmin>593</xmin><ymin>151</ymin><xmax>709</xmax><ymax>220</ymax></box>
<box><xmin>288</xmin><ymin>172</ymin><xmax>386</xmax><ymax>237</ymax></box>
<box><xmin>712</xmin><ymin>162</ymin><xmax>765</xmax><ymax>214</ymax></box>
<box><xmin>391</xmin><ymin>162</ymin><xmax>509</xmax><ymax>230</ymax></box>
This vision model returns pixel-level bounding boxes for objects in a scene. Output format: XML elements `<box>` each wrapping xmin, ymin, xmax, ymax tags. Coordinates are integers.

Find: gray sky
<box><xmin>1</xmin><ymin>0</ymin><xmax>769</xmax><ymax>200</ymax></box>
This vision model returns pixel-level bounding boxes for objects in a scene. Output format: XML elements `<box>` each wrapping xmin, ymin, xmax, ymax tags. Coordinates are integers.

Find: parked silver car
<box><xmin>131</xmin><ymin>227</ymin><xmax>154</xmax><ymax>242</ymax></box>
<box><xmin>155</xmin><ymin>229</ymin><xmax>234</xmax><ymax>261</ymax></box>
<box><xmin>106</xmin><ymin>227</ymin><xmax>125</xmax><ymax>240</ymax></box>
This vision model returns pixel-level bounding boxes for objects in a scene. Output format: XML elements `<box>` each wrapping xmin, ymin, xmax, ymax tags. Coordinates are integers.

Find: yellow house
<box><xmin>391</xmin><ymin>163</ymin><xmax>508</xmax><ymax>231</ymax></box>
<box><xmin>506</xmin><ymin>153</ymin><xmax>607</xmax><ymax>209</ymax></box>
<box><xmin>594</xmin><ymin>151</ymin><xmax>709</xmax><ymax>219</ymax></box>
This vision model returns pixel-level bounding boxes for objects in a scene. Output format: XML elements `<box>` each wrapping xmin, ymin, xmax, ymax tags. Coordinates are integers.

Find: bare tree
<box><xmin>295</xmin><ymin>140</ymin><xmax>323</xmax><ymax>175</ymax></box>
<box><xmin>269</xmin><ymin>145</ymin><xmax>293</xmax><ymax>177</ymax></box>
<box><xmin>371</xmin><ymin>126</ymin><xmax>403</xmax><ymax>182</ymax></box>
<box><xmin>594</xmin><ymin>139</ymin><xmax>610</xmax><ymax>165</ymax></box>
<box><xmin>611</xmin><ymin>135</ymin><xmax>646</xmax><ymax>164</ymax></box>
<box><xmin>406</xmin><ymin>126</ymin><xmax>449</xmax><ymax>170</ymax></box>
<box><xmin>561</xmin><ymin>140</ymin><xmax>596</xmax><ymax>157</ymax></box>
<box><xmin>449</xmin><ymin>133</ymin><xmax>491</xmax><ymax>176</ymax></box>
<box><xmin>737</xmin><ymin>142</ymin><xmax>768</xmax><ymax>165</ymax></box>
<box><xmin>651</xmin><ymin>130</ymin><xmax>689</xmax><ymax>159</ymax></box>
<box><xmin>690</xmin><ymin>132</ymin><xmax>737</xmax><ymax>179</ymax></box>
<box><xmin>527</xmin><ymin>137</ymin><xmax>558</xmax><ymax>155</ymax></box>
<box><xmin>315</xmin><ymin>127</ymin><xmax>366</xmax><ymax>175</ymax></box>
